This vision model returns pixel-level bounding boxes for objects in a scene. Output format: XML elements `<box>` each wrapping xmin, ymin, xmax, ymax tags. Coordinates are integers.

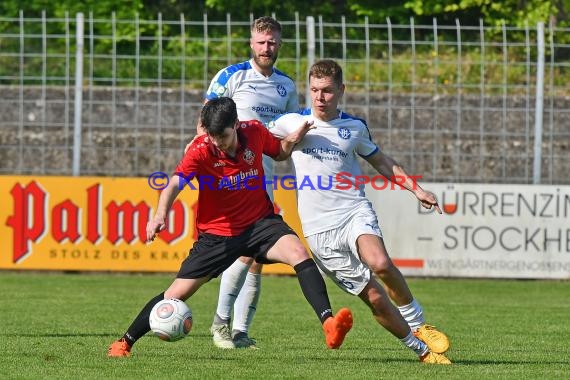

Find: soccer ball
<box><xmin>149</xmin><ymin>298</ymin><xmax>193</xmax><ymax>342</ymax></box>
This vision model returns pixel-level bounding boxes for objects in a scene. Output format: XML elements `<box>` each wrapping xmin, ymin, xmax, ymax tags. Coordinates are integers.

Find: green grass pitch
<box><xmin>1</xmin><ymin>272</ymin><xmax>568</xmax><ymax>379</ymax></box>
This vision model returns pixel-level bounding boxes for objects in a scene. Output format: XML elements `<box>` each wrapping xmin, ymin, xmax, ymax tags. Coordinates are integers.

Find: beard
<box><xmin>253</xmin><ymin>51</ymin><xmax>278</xmax><ymax>70</ymax></box>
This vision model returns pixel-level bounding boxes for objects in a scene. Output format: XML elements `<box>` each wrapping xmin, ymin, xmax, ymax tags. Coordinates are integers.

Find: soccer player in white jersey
<box><xmin>269</xmin><ymin>59</ymin><xmax>452</xmax><ymax>364</ymax></box>
<box><xmin>200</xmin><ymin>16</ymin><xmax>299</xmax><ymax>349</ymax></box>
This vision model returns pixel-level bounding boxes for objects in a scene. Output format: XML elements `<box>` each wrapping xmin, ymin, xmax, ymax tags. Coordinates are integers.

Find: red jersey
<box><xmin>174</xmin><ymin>120</ymin><xmax>281</xmax><ymax>236</ymax></box>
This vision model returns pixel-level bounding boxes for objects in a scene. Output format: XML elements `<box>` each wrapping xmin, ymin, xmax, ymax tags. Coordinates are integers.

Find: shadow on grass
<box><xmin>453</xmin><ymin>359</ymin><xmax>570</xmax><ymax>366</ymax></box>
<box><xmin>0</xmin><ymin>333</ymin><xmax>117</xmax><ymax>337</ymax></box>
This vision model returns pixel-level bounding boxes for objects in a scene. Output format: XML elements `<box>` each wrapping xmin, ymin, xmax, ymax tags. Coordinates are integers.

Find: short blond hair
<box><xmin>251</xmin><ymin>16</ymin><xmax>282</xmax><ymax>35</ymax></box>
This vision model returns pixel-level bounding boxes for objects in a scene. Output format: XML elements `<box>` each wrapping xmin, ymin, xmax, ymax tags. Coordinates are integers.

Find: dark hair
<box><xmin>251</xmin><ymin>16</ymin><xmax>281</xmax><ymax>35</ymax></box>
<box><xmin>201</xmin><ymin>97</ymin><xmax>238</xmax><ymax>136</ymax></box>
<box><xmin>309</xmin><ymin>59</ymin><xmax>343</xmax><ymax>87</ymax></box>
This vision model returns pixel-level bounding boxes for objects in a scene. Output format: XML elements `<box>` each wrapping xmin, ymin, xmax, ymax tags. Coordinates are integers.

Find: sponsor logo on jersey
<box><xmin>276</xmin><ymin>84</ymin><xmax>287</xmax><ymax>97</ymax></box>
<box><xmin>243</xmin><ymin>148</ymin><xmax>255</xmax><ymax>165</ymax></box>
<box><xmin>250</xmin><ymin>105</ymin><xmax>285</xmax><ymax>115</ymax></box>
<box><xmin>213</xmin><ymin>162</ymin><xmax>225</xmax><ymax>167</ymax></box>
<box><xmin>337</xmin><ymin>127</ymin><xmax>351</xmax><ymax>140</ymax></box>
<box><xmin>218</xmin><ymin>168</ymin><xmax>259</xmax><ymax>189</ymax></box>
<box><xmin>301</xmin><ymin>146</ymin><xmax>348</xmax><ymax>158</ymax></box>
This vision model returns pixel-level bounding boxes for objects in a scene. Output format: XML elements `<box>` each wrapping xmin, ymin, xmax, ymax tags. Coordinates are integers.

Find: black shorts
<box><xmin>176</xmin><ymin>214</ymin><xmax>297</xmax><ymax>279</ymax></box>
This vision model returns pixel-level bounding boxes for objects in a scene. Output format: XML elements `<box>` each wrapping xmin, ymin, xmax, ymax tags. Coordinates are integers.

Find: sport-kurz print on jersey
<box><xmin>269</xmin><ymin>109</ymin><xmax>379</xmax><ymax>236</ymax></box>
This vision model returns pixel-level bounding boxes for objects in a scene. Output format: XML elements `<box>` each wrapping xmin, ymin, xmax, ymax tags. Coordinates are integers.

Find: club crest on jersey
<box><xmin>338</xmin><ymin>127</ymin><xmax>351</xmax><ymax>140</ymax></box>
<box><xmin>243</xmin><ymin>148</ymin><xmax>255</xmax><ymax>165</ymax></box>
<box><xmin>209</xmin><ymin>82</ymin><xmax>226</xmax><ymax>97</ymax></box>
<box><xmin>276</xmin><ymin>84</ymin><xmax>287</xmax><ymax>97</ymax></box>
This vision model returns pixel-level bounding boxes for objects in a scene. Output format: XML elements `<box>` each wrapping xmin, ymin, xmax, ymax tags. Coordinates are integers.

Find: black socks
<box><xmin>122</xmin><ymin>292</ymin><xmax>165</xmax><ymax>346</ymax></box>
<box><xmin>293</xmin><ymin>259</ymin><xmax>333</xmax><ymax>323</ymax></box>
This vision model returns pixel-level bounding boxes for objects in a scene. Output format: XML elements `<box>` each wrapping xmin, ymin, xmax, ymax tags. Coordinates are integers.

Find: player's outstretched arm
<box><xmin>365</xmin><ymin>150</ymin><xmax>442</xmax><ymax>214</ymax></box>
<box><xmin>146</xmin><ymin>175</ymin><xmax>183</xmax><ymax>242</ymax></box>
<box><xmin>414</xmin><ymin>189</ymin><xmax>442</xmax><ymax>214</ymax></box>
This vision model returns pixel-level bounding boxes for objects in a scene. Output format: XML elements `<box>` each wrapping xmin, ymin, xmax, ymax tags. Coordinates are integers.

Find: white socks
<box><xmin>232</xmin><ymin>272</ymin><xmax>261</xmax><ymax>334</ymax></box>
<box><xmin>214</xmin><ymin>259</ymin><xmax>261</xmax><ymax>336</ymax></box>
<box><xmin>400</xmin><ymin>331</ymin><xmax>429</xmax><ymax>356</ymax></box>
<box><xmin>215</xmin><ymin>259</ymin><xmax>249</xmax><ymax>322</ymax></box>
<box><xmin>397</xmin><ymin>299</ymin><xmax>425</xmax><ymax>332</ymax></box>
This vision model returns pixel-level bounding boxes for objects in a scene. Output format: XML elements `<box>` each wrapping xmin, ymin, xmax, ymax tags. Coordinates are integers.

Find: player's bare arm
<box><xmin>365</xmin><ymin>150</ymin><xmax>442</xmax><ymax>214</ymax></box>
<box><xmin>146</xmin><ymin>175</ymin><xmax>183</xmax><ymax>242</ymax></box>
<box><xmin>273</xmin><ymin>120</ymin><xmax>315</xmax><ymax>161</ymax></box>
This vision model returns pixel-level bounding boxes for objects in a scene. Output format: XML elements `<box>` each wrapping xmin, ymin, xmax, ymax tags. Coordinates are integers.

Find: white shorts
<box><xmin>306</xmin><ymin>206</ymin><xmax>383</xmax><ymax>296</ymax></box>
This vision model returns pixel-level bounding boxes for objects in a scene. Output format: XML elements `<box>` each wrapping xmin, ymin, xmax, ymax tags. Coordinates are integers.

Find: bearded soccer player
<box><xmin>199</xmin><ymin>16</ymin><xmax>300</xmax><ymax>349</ymax></box>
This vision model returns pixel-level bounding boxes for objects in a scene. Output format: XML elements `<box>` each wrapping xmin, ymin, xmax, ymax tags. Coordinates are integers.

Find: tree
<box><xmin>402</xmin><ymin>0</ymin><xmax>565</xmax><ymax>27</ymax></box>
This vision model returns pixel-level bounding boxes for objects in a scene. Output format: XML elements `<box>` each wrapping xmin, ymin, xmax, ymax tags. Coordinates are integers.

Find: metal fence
<box><xmin>0</xmin><ymin>12</ymin><xmax>569</xmax><ymax>183</ymax></box>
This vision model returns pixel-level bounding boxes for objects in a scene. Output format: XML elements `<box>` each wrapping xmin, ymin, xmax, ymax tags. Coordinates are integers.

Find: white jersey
<box><xmin>206</xmin><ymin>59</ymin><xmax>299</xmax><ymax>200</ymax></box>
<box><xmin>268</xmin><ymin>109</ymin><xmax>379</xmax><ymax>236</ymax></box>
<box><xmin>206</xmin><ymin>59</ymin><xmax>298</xmax><ymax>124</ymax></box>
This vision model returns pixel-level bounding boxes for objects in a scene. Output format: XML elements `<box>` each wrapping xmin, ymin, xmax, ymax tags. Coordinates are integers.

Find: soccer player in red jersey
<box><xmin>108</xmin><ymin>97</ymin><xmax>353</xmax><ymax>357</ymax></box>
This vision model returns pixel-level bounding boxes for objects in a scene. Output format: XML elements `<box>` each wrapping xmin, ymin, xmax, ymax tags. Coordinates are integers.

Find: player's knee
<box><xmin>286</xmin><ymin>244</ymin><xmax>310</xmax><ymax>265</ymax></box>
<box><xmin>368</xmin><ymin>257</ymin><xmax>394</xmax><ymax>276</ymax></box>
<box><xmin>249</xmin><ymin>261</ymin><xmax>263</xmax><ymax>274</ymax></box>
<box><xmin>360</xmin><ymin>282</ymin><xmax>390</xmax><ymax>315</ymax></box>
<box><xmin>239</xmin><ymin>256</ymin><xmax>255</xmax><ymax>265</ymax></box>
<box><xmin>368</xmin><ymin>295</ymin><xmax>386</xmax><ymax>316</ymax></box>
